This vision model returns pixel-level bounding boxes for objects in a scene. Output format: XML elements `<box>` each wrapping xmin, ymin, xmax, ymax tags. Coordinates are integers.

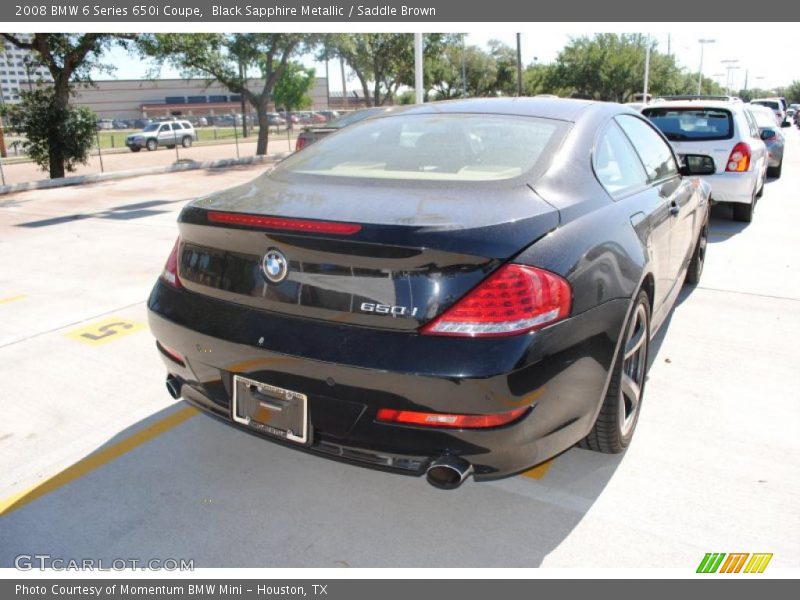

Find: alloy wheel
<box><xmin>619</xmin><ymin>302</ymin><xmax>648</xmax><ymax>437</ymax></box>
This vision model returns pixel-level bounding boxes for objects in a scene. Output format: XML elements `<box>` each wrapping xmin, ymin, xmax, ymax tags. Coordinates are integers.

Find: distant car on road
<box><xmin>750</xmin><ymin>98</ymin><xmax>788</xmax><ymax>127</ymax></box>
<box><xmin>643</xmin><ymin>98</ymin><xmax>768</xmax><ymax>222</ymax></box>
<box><xmin>746</xmin><ymin>104</ymin><xmax>785</xmax><ymax>178</ymax></box>
<box><xmin>294</xmin><ymin>107</ymin><xmax>396</xmax><ymax>151</ymax></box>
<box><xmin>126</xmin><ymin>120</ymin><xmax>197</xmax><ymax>152</ymax></box>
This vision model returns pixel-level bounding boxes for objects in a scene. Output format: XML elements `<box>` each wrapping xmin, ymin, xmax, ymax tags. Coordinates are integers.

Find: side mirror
<box><xmin>680</xmin><ymin>154</ymin><xmax>716</xmax><ymax>176</ymax></box>
<box><xmin>761</xmin><ymin>129</ymin><xmax>777</xmax><ymax>140</ymax></box>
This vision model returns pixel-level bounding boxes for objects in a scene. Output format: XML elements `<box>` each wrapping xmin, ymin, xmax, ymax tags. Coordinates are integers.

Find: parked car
<box><xmin>295</xmin><ymin>107</ymin><xmax>395</xmax><ymax>150</ymax></box>
<box><xmin>267</xmin><ymin>113</ymin><xmax>286</xmax><ymax>127</ymax></box>
<box><xmin>125</xmin><ymin>120</ymin><xmax>197</xmax><ymax>152</ymax></box>
<box><xmin>148</xmin><ymin>98</ymin><xmax>713</xmax><ymax>489</ymax></box>
<box><xmin>112</xmin><ymin>119</ymin><xmax>129</xmax><ymax>129</ymax></box>
<box><xmin>643</xmin><ymin>99</ymin><xmax>768</xmax><ymax>222</ymax></box>
<box><xmin>96</xmin><ymin>119</ymin><xmax>114</xmax><ymax>130</ymax></box>
<box><xmin>188</xmin><ymin>116</ymin><xmax>208</xmax><ymax>127</ymax></box>
<box><xmin>318</xmin><ymin>110</ymin><xmax>340</xmax><ymax>121</ymax></box>
<box><xmin>750</xmin><ymin>98</ymin><xmax>788</xmax><ymax>127</ymax></box>
<box><xmin>746</xmin><ymin>104</ymin><xmax>785</xmax><ymax>178</ymax></box>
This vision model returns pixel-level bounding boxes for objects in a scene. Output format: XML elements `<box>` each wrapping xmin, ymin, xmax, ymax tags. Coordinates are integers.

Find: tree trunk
<box><xmin>49</xmin><ymin>79</ymin><xmax>70</xmax><ymax>179</ymax></box>
<box><xmin>255</xmin><ymin>96</ymin><xmax>270</xmax><ymax>156</ymax></box>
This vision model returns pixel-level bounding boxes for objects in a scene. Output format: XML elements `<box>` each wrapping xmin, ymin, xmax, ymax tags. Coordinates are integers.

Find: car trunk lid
<box><xmin>174</xmin><ymin>173</ymin><xmax>559</xmax><ymax>331</ymax></box>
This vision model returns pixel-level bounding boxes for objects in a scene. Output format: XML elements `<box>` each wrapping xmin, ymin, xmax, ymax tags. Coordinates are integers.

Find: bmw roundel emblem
<box><xmin>262</xmin><ymin>249</ymin><xmax>289</xmax><ymax>283</ymax></box>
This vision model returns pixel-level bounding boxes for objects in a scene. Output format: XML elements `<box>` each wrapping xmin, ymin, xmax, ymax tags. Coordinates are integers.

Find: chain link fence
<box><xmin>0</xmin><ymin>107</ymin><xmax>355</xmax><ymax>186</ymax></box>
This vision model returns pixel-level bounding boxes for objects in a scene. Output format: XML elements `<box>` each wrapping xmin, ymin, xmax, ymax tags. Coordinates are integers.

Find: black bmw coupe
<box><xmin>148</xmin><ymin>98</ymin><xmax>713</xmax><ymax>489</ymax></box>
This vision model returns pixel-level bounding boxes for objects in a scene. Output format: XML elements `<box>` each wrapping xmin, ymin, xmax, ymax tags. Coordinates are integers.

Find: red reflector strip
<box><xmin>376</xmin><ymin>406</ymin><xmax>529</xmax><ymax>429</ymax></box>
<box><xmin>156</xmin><ymin>341</ymin><xmax>186</xmax><ymax>367</ymax></box>
<box><xmin>207</xmin><ymin>211</ymin><xmax>361</xmax><ymax>235</ymax></box>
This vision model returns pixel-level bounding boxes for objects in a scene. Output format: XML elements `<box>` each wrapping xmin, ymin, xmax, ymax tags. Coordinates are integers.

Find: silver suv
<box><xmin>126</xmin><ymin>120</ymin><xmax>197</xmax><ymax>152</ymax></box>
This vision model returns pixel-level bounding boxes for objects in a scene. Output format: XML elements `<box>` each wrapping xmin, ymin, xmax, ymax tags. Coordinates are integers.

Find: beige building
<box><xmin>71</xmin><ymin>77</ymin><xmax>330</xmax><ymax>119</ymax></box>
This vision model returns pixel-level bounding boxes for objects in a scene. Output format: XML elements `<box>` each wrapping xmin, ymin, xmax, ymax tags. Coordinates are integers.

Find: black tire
<box><xmin>580</xmin><ymin>290</ymin><xmax>650</xmax><ymax>454</ymax></box>
<box><xmin>767</xmin><ymin>162</ymin><xmax>782</xmax><ymax>179</ymax></box>
<box><xmin>685</xmin><ymin>214</ymin><xmax>708</xmax><ymax>285</ymax></box>
<box><xmin>182</xmin><ymin>136</ymin><xmax>192</xmax><ymax>148</ymax></box>
<box><xmin>733</xmin><ymin>200</ymin><xmax>754</xmax><ymax>222</ymax></box>
<box><xmin>145</xmin><ymin>138</ymin><xmax>158</xmax><ymax>151</ymax></box>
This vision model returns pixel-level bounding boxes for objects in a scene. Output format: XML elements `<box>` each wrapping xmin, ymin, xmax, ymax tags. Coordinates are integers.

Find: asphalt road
<box><xmin>0</xmin><ymin>133</ymin><xmax>798</xmax><ymax>569</ymax></box>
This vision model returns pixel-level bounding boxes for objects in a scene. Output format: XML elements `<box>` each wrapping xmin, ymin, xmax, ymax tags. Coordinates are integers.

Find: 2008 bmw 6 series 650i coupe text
<box><xmin>147</xmin><ymin>98</ymin><xmax>713</xmax><ymax>489</ymax></box>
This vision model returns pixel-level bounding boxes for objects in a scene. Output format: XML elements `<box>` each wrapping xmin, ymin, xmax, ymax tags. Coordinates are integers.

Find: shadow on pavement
<box><xmin>0</xmin><ymin>398</ymin><xmax>624</xmax><ymax>568</ymax></box>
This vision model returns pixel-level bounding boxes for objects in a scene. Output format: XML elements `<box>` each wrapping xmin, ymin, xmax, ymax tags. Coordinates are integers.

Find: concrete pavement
<box><xmin>0</xmin><ymin>131</ymin><xmax>798</xmax><ymax>569</ymax></box>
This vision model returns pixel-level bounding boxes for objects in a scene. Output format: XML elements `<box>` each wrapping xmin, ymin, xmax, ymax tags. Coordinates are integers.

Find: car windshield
<box><xmin>642</xmin><ymin>107</ymin><xmax>733</xmax><ymax>141</ymax></box>
<box><xmin>277</xmin><ymin>113</ymin><xmax>566</xmax><ymax>182</ymax></box>
<box><xmin>142</xmin><ymin>123</ymin><xmax>160</xmax><ymax>132</ymax></box>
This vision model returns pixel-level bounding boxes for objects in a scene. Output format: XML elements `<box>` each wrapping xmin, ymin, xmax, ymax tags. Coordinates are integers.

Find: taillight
<box><xmin>161</xmin><ymin>237</ymin><xmax>182</xmax><ymax>288</ymax></box>
<box><xmin>420</xmin><ymin>264</ymin><xmax>571</xmax><ymax>337</ymax></box>
<box><xmin>726</xmin><ymin>142</ymin><xmax>751</xmax><ymax>172</ymax></box>
<box><xmin>376</xmin><ymin>406</ymin><xmax>529</xmax><ymax>429</ymax></box>
<box><xmin>207</xmin><ymin>211</ymin><xmax>361</xmax><ymax>235</ymax></box>
<box><xmin>156</xmin><ymin>340</ymin><xmax>185</xmax><ymax>367</ymax></box>
<box><xmin>295</xmin><ymin>137</ymin><xmax>306</xmax><ymax>151</ymax></box>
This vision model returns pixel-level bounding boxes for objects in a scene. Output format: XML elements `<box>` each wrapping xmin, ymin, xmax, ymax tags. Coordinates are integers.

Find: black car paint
<box><xmin>147</xmin><ymin>98</ymin><xmax>710</xmax><ymax>480</ymax></box>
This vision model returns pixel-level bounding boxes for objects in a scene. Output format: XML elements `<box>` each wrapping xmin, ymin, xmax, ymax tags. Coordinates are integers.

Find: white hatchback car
<box><xmin>642</xmin><ymin>100</ymin><xmax>768</xmax><ymax>222</ymax></box>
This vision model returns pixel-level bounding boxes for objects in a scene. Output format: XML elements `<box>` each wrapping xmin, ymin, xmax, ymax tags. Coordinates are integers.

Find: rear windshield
<box><xmin>749</xmin><ymin>108</ymin><xmax>777</xmax><ymax>128</ymax></box>
<box><xmin>752</xmin><ymin>101</ymin><xmax>779</xmax><ymax>111</ymax></box>
<box><xmin>642</xmin><ymin>107</ymin><xmax>733</xmax><ymax>141</ymax></box>
<box><xmin>276</xmin><ymin>113</ymin><xmax>567</xmax><ymax>182</ymax></box>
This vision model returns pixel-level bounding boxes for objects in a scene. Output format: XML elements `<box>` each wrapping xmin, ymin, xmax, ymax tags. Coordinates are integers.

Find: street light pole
<box><xmin>697</xmin><ymin>39</ymin><xmax>715</xmax><ymax>95</ymax></box>
<box><xmin>721</xmin><ymin>59</ymin><xmax>740</xmax><ymax>95</ymax></box>
<box><xmin>516</xmin><ymin>33</ymin><xmax>523</xmax><ymax>97</ymax></box>
<box><xmin>642</xmin><ymin>34</ymin><xmax>651</xmax><ymax>105</ymax></box>
<box><xmin>414</xmin><ymin>33</ymin><xmax>423</xmax><ymax>104</ymax></box>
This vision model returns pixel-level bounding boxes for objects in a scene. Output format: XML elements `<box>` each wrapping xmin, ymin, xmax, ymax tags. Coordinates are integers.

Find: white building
<box><xmin>0</xmin><ymin>33</ymin><xmax>52</xmax><ymax>104</ymax></box>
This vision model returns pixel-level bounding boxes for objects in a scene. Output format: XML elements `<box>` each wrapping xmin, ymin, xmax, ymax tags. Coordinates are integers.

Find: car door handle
<box><xmin>669</xmin><ymin>202</ymin><xmax>680</xmax><ymax>216</ymax></box>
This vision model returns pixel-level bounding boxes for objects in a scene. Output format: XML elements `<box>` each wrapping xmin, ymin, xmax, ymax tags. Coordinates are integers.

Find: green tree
<box><xmin>1</xmin><ymin>88</ymin><xmax>97</xmax><ymax>176</ymax></box>
<box><xmin>327</xmin><ymin>34</ymin><xmax>454</xmax><ymax>106</ymax></box>
<box><xmin>273</xmin><ymin>62</ymin><xmax>316</xmax><ymax>120</ymax></box>
<box><xmin>139</xmin><ymin>34</ymin><xmax>317</xmax><ymax>155</ymax></box>
<box><xmin>1</xmin><ymin>33</ymin><xmax>133</xmax><ymax>178</ymax></box>
<box><xmin>327</xmin><ymin>34</ymin><xmax>410</xmax><ymax>106</ymax></box>
<box><xmin>785</xmin><ymin>81</ymin><xmax>800</xmax><ymax>104</ymax></box>
<box><xmin>487</xmin><ymin>40</ymin><xmax>518</xmax><ymax>96</ymax></box>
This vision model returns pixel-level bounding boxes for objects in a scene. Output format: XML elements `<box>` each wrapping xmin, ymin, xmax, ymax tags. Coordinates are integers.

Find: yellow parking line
<box><xmin>0</xmin><ymin>294</ymin><xmax>26</xmax><ymax>304</ymax></box>
<box><xmin>0</xmin><ymin>406</ymin><xmax>199</xmax><ymax>518</ymax></box>
<box><xmin>521</xmin><ymin>459</ymin><xmax>554</xmax><ymax>480</ymax></box>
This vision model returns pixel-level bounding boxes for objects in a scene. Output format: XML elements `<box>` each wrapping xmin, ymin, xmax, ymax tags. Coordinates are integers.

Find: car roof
<box><xmin>642</xmin><ymin>100</ymin><xmax>741</xmax><ymax>111</ymax></box>
<box><xmin>385</xmin><ymin>97</ymin><xmax>606</xmax><ymax>122</ymax></box>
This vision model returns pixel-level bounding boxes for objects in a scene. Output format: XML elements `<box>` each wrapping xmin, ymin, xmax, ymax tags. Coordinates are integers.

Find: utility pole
<box><xmin>414</xmin><ymin>33</ymin><xmax>423</xmax><ymax>104</ymax></box>
<box><xmin>643</xmin><ymin>34</ymin><xmax>651</xmax><ymax>105</ymax></box>
<box><xmin>697</xmin><ymin>39</ymin><xmax>715</xmax><ymax>95</ymax></box>
<box><xmin>516</xmin><ymin>33</ymin><xmax>523</xmax><ymax>97</ymax></box>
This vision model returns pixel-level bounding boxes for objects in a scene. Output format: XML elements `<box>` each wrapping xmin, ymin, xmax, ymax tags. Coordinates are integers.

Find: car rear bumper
<box><xmin>147</xmin><ymin>282</ymin><xmax>630</xmax><ymax>480</ymax></box>
<box><xmin>703</xmin><ymin>170</ymin><xmax>759</xmax><ymax>204</ymax></box>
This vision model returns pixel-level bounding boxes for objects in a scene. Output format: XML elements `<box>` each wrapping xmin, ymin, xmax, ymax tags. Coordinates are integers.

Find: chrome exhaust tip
<box><xmin>425</xmin><ymin>456</ymin><xmax>473</xmax><ymax>490</ymax></box>
<box><xmin>165</xmin><ymin>376</ymin><xmax>182</xmax><ymax>400</ymax></box>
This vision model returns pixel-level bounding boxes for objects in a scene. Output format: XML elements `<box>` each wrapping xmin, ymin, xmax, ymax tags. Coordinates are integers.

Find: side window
<box><xmin>743</xmin><ymin>111</ymin><xmax>759</xmax><ymax>138</ymax></box>
<box><xmin>616</xmin><ymin>115</ymin><xmax>679</xmax><ymax>182</ymax></box>
<box><xmin>594</xmin><ymin>122</ymin><xmax>649</xmax><ymax>196</ymax></box>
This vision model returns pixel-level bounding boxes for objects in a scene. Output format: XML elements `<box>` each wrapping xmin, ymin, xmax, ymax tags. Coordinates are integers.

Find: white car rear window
<box><xmin>643</xmin><ymin>107</ymin><xmax>733</xmax><ymax>142</ymax></box>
